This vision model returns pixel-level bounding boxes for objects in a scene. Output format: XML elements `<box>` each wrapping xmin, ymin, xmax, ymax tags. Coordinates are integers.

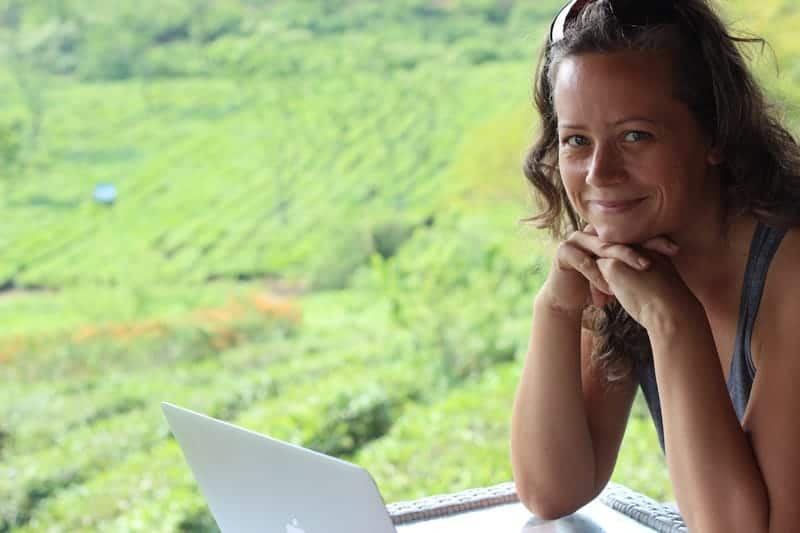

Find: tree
<box><xmin>0</xmin><ymin>116</ymin><xmax>22</xmax><ymax>200</ymax></box>
<box><xmin>0</xmin><ymin>1</ymin><xmax>47</xmax><ymax>151</ymax></box>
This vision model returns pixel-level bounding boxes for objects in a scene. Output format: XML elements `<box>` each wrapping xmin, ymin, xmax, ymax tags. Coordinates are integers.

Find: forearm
<box><xmin>511</xmin><ymin>295</ymin><xmax>596</xmax><ymax>516</ymax></box>
<box><xmin>648</xmin><ymin>309</ymin><xmax>769</xmax><ymax>532</ymax></box>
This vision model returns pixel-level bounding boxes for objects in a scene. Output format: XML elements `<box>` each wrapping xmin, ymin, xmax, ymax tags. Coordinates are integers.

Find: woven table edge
<box><xmin>599</xmin><ymin>482</ymin><xmax>688</xmax><ymax>533</ymax></box>
<box><xmin>386</xmin><ymin>481</ymin><xmax>688</xmax><ymax>530</ymax></box>
<box><xmin>386</xmin><ymin>482</ymin><xmax>519</xmax><ymax>525</ymax></box>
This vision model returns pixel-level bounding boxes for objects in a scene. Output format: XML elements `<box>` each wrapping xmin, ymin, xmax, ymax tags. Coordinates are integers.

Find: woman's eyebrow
<box><xmin>557</xmin><ymin>123</ymin><xmax>584</xmax><ymax>129</ymax></box>
<box><xmin>611</xmin><ymin>117</ymin><xmax>660</xmax><ymax>126</ymax></box>
<box><xmin>557</xmin><ymin>117</ymin><xmax>660</xmax><ymax>129</ymax></box>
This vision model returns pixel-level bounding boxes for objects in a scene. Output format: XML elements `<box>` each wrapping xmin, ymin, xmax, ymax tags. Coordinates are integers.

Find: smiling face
<box><xmin>553</xmin><ymin>50</ymin><xmax>722</xmax><ymax>244</ymax></box>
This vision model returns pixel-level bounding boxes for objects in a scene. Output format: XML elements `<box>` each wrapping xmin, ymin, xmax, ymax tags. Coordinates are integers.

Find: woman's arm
<box><xmin>512</xmin><ymin>229</ymin><xmax>673</xmax><ymax>519</ymax></box>
<box><xmin>647</xmin><ymin>306</ymin><xmax>770</xmax><ymax>533</ymax></box>
<box><xmin>511</xmin><ymin>294</ymin><xmax>636</xmax><ymax>519</ymax></box>
<box><xmin>596</xmin><ymin>253</ymin><xmax>800</xmax><ymax>532</ymax></box>
<box><xmin>511</xmin><ymin>295</ymin><xmax>594</xmax><ymax>518</ymax></box>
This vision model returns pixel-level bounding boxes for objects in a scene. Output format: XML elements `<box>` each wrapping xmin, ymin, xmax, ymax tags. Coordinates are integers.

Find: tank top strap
<box><xmin>639</xmin><ymin>219</ymin><xmax>788</xmax><ymax>453</ymax></box>
<box><xmin>736</xmin><ymin>221</ymin><xmax>787</xmax><ymax>377</ymax></box>
<box><xmin>727</xmin><ymin>220</ymin><xmax>787</xmax><ymax>422</ymax></box>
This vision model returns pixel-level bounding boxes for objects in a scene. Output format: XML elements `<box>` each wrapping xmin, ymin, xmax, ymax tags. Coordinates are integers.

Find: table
<box><xmin>388</xmin><ymin>482</ymin><xmax>687</xmax><ymax>533</ymax></box>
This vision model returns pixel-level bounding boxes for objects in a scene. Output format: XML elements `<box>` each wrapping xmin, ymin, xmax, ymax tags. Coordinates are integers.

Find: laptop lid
<box><xmin>161</xmin><ymin>402</ymin><xmax>397</xmax><ymax>533</ymax></box>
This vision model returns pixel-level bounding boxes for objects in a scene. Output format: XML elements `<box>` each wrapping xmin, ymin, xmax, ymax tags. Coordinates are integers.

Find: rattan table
<box><xmin>388</xmin><ymin>482</ymin><xmax>687</xmax><ymax>532</ymax></box>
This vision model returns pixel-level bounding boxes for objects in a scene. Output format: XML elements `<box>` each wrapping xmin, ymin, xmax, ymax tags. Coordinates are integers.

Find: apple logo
<box><xmin>286</xmin><ymin>518</ymin><xmax>305</xmax><ymax>533</ymax></box>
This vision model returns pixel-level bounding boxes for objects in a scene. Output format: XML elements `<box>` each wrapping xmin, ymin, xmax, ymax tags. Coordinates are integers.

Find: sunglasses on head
<box><xmin>549</xmin><ymin>0</ymin><xmax>678</xmax><ymax>44</ymax></box>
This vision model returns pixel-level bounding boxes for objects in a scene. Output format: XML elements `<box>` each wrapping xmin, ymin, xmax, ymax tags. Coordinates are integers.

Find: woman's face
<box><xmin>553</xmin><ymin>49</ymin><xmax>721</xmax><ymax>244</ymax></box>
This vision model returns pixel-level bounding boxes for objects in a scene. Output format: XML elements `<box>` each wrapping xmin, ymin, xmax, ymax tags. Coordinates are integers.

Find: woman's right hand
<box><xmin>538</xmin><ymin>226</ymin><xmax>680</xmax><ymax>315</ymax></box>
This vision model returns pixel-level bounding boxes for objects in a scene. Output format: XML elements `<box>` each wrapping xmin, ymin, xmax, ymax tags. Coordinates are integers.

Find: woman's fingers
<box><xmin>567</xmin><ymin>231</ymin><xmax>649</xmax><ymax>270</ymax></box>
<box><xmin>640</xmin><ymin>236</ymin><xmax>680</xmax><ymax>256</ymax></box>
<box><xmin>557</xmin><ymin>241</ymin><xmax>613</xmax><ymax>295</ymax></box>
<box><xmin>581</xmin><ymin>225</ymin><xmax>680</xmax><ymax>259</ymax></box>
<box><xmin>561</xmin><ymin>226</ymin><xmax>678</xmax><ymax>297</ymax></box>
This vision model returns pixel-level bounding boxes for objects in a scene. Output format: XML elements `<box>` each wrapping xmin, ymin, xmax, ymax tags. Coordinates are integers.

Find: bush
<box><xmin>137</xmin><ymin>42</ymin><xmax>209</xmax><ymax>78</ymax></box>
<box><xmin>0</xmin><ymin>117</ymin><xmax>23</xmax><ymax>171</ymax></box>
<box><xmin>307</xmin><ymin>385</ymin><xmax>407</xmax><ymax>457</ymax></box>
<box><xmin>0</xmin><ymin>426</ymin><xmax>9</xmax><ymax>457</ymax></box>
<box><xmin>177</xmin><ymin>508</ymin><xmax>220</xmax><ymax>533</ymax></box>
<box><xmin>460</xmin><ymin>43</ymin><xmax>502</xmax><ymax>65</ymax></box>
<box><xmin>307</xmin><ymin>227</ymin><xmax>374</xmax><ymax>290</ymax></box>
<box><xmin>370</xmin><ymin>219</ymin><xmax>414</xmax><ymax>259</ymax></box>
<box><xmin>355</xmin><ymin>363</ymin><xmax>520</xmax><ymax>502</ymax></box>
<box><xmin>78</xmin><ymin>32</ymin><xmax>143</xmax><ymax>80</ymax></box>
<box><xmin>190</xmin><ymin>3</ymin><xmax>244</xmax><ymax>43</ymax></box>
<box><xmin>22</xmin><ymin>18</ymin><xmax>83</xmax><ymax>75</ymax></box>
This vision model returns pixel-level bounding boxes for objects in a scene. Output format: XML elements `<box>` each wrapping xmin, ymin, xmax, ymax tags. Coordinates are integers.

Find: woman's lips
<box><xmin>588</xmin><ymin>197</ymin><xmax>646</xmax><ymax>214</ymax></box>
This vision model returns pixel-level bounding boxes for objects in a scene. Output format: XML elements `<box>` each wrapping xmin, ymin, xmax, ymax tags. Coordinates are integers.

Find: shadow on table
<box><xmin>521</xmin><ymin>513</ymin><xmax>605</xmax><ymax>532</ymax></box>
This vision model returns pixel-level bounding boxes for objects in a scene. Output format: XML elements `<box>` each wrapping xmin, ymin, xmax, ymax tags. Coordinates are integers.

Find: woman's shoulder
<box><xmin>767</xmin><ymin>224</ymin><xmax>800</xmax><ymax>283</ymax></box>
<box><xmin>752</xmin><ymin>224</ymin><xmax>800</xmax><ymax>367</ymax></box>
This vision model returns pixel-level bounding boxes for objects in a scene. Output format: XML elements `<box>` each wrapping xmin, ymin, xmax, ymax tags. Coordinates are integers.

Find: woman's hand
<box><xmin>538</xmin><ymin>225</ymin><xmax>679</xmax><ymax>316</ymax></box>
<box><xmin>595</xmin><ymin>252</ymin><xmax>701</xmax><ymax>331</ymax></box>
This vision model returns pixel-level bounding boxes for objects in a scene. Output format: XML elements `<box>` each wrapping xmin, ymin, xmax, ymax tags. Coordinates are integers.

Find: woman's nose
<box><xmin>586</xmin><ymin>144</ymin><xmax>626</xmax><ymax>186</ymax></box>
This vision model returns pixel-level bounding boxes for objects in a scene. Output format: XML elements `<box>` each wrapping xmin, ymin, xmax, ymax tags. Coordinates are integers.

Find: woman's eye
<box><xmin>623</xmin><ymin>131</ymin><xmax>651</xmax><ymax>142</ymax></box>
<box><xmin>564</xmin><ymin>135</ymin><xmax>589</xmax><ymax>147</ymax></box>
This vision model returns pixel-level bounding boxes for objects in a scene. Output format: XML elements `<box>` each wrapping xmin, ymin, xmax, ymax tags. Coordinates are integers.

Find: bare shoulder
<box><xmin>752</xmin><ymin>225</ymin><xmax>800</xmax><ymax>369</ymax></box>
<box><xmin>763</xmin><ymin>225</ymin><xmax>800</xmax><ymax>316</ymax></box>
<box><xmin>744</xmin><ymin>226</ymin><xmax>800</xmax><ymax>527</ymax></box>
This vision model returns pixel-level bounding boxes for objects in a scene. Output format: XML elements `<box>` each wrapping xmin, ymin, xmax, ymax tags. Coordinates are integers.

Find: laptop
<box><xmin>161</xmin><ymin>402</ymin><xmax>397</xmax><ymax>533</ymax></box>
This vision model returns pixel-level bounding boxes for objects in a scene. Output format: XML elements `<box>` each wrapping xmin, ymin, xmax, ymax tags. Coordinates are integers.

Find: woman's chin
<box><xmin>593</xmin><ymin>224</ymin><xmax>653</xmax><ymax>245</ymax></box>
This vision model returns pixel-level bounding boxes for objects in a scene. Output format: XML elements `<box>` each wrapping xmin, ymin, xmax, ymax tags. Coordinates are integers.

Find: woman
<box><xmin>510</xmin><ymin>1</ymin><xmax>800</xmax><ymax>531</ymax></box>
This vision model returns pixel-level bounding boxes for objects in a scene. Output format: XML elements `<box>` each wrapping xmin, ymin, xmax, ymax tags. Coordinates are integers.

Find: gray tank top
<box><xmin>637</xmin><ymin>221</ymin><xmax>787</xmax><ymax>454</ymax></box>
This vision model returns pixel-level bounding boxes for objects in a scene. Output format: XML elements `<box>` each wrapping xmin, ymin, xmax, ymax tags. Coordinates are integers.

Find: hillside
<box><xmin>1</xmin><ymin>0</ymin><xmax>798</xmax><ymax>300</ymax></box>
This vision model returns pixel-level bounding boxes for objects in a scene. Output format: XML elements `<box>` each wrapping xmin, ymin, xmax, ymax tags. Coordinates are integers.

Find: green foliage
<box><xmin>307</xmin><ymin>226</ymin><xmax>374</xmax><ymax>291</ymax></box>
<box><xmin>2</xmin><ymin>300</ymin><xmax>296</xmax><ymax>383</ymax></box>
<box><xmin>137</xmin><ymin>42</ymin><xmax>210</xmax><ymax>78</ymax></box>
<box><xmin>0</xmin><ymin>63</ymin><xmax>531</xmax><ymax>289</ymax></box>
<box><xmin>0</xmin><ymin>117</ymin><xmax>22</xmax><ymax>171</ymax></box>
<box><xmin>12</xmin><ymin>18</ymin><xmax>82</xmax><ymax>75</ymax></box>
<box><xmin>0</xmin><ymin>335</ymin><xmax>287</xmax><ymax>530</ymax></box>
<box><xmin>308</xmin><ymin>384</ymin><xmax>413</xmax><ymax>457</ymax></box>
<box><xmin>4</xmin><ymin>320</ymin><xmax>429</xmax><ymax>531</ymax></box>
<box><xmin>613</xmin><ymin>408</ymin><xmax>673</xmax><ymax>502</ymax></box>
<box><xmin>190</xmin><ymin>3</ymin><xmax>243</xmax><ymax>44</ymax></box>
<box><xmin>357</xmin><ymin>362</ymin><xmax>520</xmax><ymax>501</ymax></box>
<box><xmin>0</xmin><ymin>283</ymin><xmax>259</xmax><ymax>337</ymax></box>
<box><xmin>0</xmin><ymin>0</ymin><xmax>560</xmax><ymax>83</ymax></box>
<box><xmin>370</xmin><ymin>218</ymin><xmax>416</xmax><ymax>259</ymax></box>
<box><xmin>358</xmin><ymin>212</ymin><xmax>547</xmax><ymax>385</ymax></box>
<box><xmin>177</xmin><ymin>510</ymin><xmax>220</xmax><ymax>533</ymax></box>
<box><xmin>76</xmin><ymin>28</ymin><xmax>142</xmax><ymax>80</ymax></box>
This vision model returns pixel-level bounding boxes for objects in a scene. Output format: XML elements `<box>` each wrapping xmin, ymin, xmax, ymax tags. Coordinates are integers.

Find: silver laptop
<box><xmin>161</xmin><ymin>402</ymin><xmax>397</xmax><ymax>533</ymax></box>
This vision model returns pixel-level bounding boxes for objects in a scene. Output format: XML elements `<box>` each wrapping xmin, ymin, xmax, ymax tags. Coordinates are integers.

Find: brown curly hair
<box><xmin>523</xmin><ymin>0</ymin><xmax>800</xmax><ymax>382</ymax></box>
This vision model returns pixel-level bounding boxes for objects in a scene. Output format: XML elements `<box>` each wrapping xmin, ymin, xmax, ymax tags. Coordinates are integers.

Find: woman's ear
<box><xmin>707</xmin><ymin>146</ymin><xmax>723</xmax><ymax>165</ymax></box>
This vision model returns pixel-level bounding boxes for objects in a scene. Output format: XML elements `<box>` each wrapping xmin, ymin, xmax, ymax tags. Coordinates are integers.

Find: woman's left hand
<box><xmin>595</xmin><ymin>252</ymin><xmax>700</xmax><ymax>331</ymax></box>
